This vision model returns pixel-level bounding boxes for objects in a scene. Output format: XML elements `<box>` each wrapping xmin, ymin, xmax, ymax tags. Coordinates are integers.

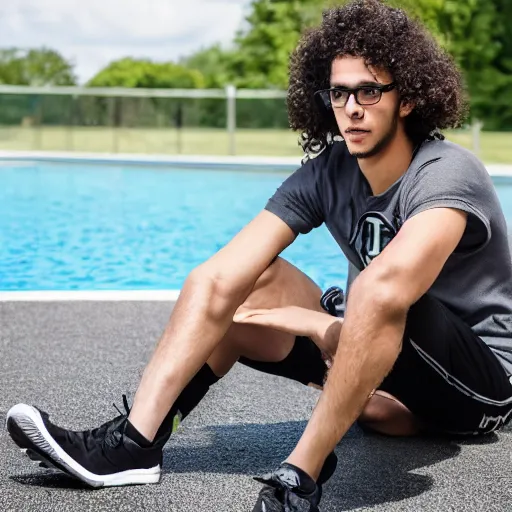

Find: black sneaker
<box><xmin>6</xmin><ymin>396</ymin><xmax>162</xmax><ymax>488</ymax></box>
<box><xmin>252</xmin><ymin>452</ymin><xmax>337</xmax><ymax>512</ymax></box>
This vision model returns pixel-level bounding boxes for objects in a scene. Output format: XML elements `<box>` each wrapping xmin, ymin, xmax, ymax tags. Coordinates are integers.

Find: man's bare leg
<box><xmin>7</xmin><ymin>252</ymin><xmax>418</xmax><ymax>492</ymax></box>
<box><xmin>359</xmin><ymin>391</ymin><xmax>421</xmax><ymax>436</ymax></box>
<box><xmin>128</xmin><ymin>250</ymin><xmax>417</xmax><ymax>441</ymax></box>
<box><xmin>206</xmin><ymin>322</ymin><xmax>295</xmax><ymax>377</ymax></box>
<box><xmin>128</xmin><ymin>257</ymin><xmax>327</xmax><ymax>441</ymax></box>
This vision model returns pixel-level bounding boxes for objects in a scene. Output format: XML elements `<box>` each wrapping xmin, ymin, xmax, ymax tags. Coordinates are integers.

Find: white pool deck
<box><xmin>1</xmin><ymin>150</ymin><xmax>511</xmax><ymax>302</ymax></box>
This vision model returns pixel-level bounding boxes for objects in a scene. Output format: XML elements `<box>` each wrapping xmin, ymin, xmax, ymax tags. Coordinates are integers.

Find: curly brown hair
<box><xmin>287</xmin><ymin>0</ymin><xmax>467</xmax><ymax>157</ymax></box>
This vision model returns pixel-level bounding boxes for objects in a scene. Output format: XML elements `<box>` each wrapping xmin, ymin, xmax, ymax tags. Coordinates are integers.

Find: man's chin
<box><xmin>347</xmin><ymin>139</ymin><xmax>389</xmax><ymax>159</ymax></box>
<box><xmin>347</xmin><ymin>144</ymin><xmax>375</xmax><ymax>159</ymax></box>
<box><xmin>350</xmin><ymin>150</ymin><xmax>372</xmax><ymax>159</ymax></box>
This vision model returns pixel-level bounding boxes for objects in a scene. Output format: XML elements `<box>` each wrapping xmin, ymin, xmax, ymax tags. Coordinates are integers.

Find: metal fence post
<box><xmin>472</xmin><ymin>119</ymin><xmax>483</xmax><ymax>157</ymax></box>
<box><xmin>109</xmin><ymin>96</ymin><xmax>119</xmax><ymax>153</ymax></box>
<box><xmin>175</xmin><ymin>102</ymin><xmax>183</xmax><ymax>154</ymax></box>
<box><xmin>67</xmin><ymin>94</ymin><xmax>76</xmax><ymax>151</ymax></box>
<box><xmin>32</xmin><ymin>95</ymin><xmax>43</xmax><ymax>151</ymax></box>
<box><xmin>226</xmin><ymin>85</ymin><xmax>237</xmax><ymax>155</ymax></box>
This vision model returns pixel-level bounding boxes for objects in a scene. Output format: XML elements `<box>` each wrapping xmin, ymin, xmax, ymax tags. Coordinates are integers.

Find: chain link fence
<box><xmin>0</xmin><ymin>84</ymin><xmax>489</xmax><ymax>159</ymax></box>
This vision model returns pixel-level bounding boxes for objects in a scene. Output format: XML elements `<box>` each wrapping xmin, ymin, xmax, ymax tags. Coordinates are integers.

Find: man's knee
<box><xmin>253</xmin><ymin>257</ymin><xmax>284</xmax><ymax>289</ymax></box>
<box><xmin>243</xmin><ymin>257</ymin><xmax>321</xmax><ymax>312</ymax></box>
<box><xmin>358</xmin><ymin>391</ymin><xmax>421</xmax><ymax>437</ymax></box>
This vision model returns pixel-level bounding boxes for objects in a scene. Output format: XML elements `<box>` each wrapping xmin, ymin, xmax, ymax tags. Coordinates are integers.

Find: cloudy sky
<box><xmin>1</xmin><ymin>0</ymin><xmax>251</xmax><ymax>83</ymax></box>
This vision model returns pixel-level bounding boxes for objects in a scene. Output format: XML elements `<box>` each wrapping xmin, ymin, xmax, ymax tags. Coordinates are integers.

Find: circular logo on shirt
<box><xmin>352</xmin><ymin>212</ymin><xmax>397</xmax><ymax>268</ymax></box>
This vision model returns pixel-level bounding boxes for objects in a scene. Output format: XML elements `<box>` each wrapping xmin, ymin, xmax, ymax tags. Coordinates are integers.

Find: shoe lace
<box><xmin>112</xmin><ymin>394</ymin><xmax>131</xmax><ymax>418</ymax></box>
<box><xmin>86</xmin><ymin>394</ymin><xmax>131</xmax><ymax>450</ymax></box>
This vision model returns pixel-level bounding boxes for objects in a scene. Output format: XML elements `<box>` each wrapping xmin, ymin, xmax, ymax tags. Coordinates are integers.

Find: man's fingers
<box><xmin>233</xmin><ymin>309</ymin><xmax>271</xmax><ymax>323</ymax></box>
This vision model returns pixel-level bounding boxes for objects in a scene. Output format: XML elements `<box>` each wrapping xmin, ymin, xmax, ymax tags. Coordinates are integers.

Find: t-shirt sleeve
<box><xmin>265</xmin><ymin>155</ymin><xmax>326</xmax><ymax>235</ymax></box>
<box><xmin>402</xmin><ymin>150</ymin><xmax>493</xmax><ymax>252</ymax></box>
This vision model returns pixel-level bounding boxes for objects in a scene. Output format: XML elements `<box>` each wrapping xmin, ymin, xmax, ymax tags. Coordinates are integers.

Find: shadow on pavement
<box><xmin>10</xmin><ymin>472</ymin><xmax>90</xmax><ymax>490</ymax></box>
<box><xmin>163</xmin><ymin>420</ymin><xmax>463</xmax><ymax>510</ymax></box>
<box><xmin>7</xmin><ymin>418</ymin><xmax>506</xmax><ymax>510</ymax></box>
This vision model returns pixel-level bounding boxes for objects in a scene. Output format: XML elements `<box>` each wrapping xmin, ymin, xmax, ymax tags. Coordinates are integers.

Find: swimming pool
<box><xmin>1</xmin><ymin>162</ymin><xmax>511</xmax><ymax>291</ymax></box>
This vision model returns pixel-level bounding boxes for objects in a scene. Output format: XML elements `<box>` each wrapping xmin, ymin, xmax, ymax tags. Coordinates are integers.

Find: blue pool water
<box><xmin>1</xmin><ymin>163</ymin><xmax>511</xmax><ymax>291</ymax></box>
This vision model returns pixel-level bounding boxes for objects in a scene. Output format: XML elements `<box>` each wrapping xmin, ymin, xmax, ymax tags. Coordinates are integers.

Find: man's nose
<box><xmin>344</xmin><ymin>93</ymin><xmax>363</xmax><ymax>119</ymax></box>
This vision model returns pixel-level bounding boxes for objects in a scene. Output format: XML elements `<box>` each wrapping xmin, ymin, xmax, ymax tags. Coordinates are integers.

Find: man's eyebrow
<box><xmin>329</xmin><ymin>80</ymin><xmax>381</xmax><ymax>88</ymax></box>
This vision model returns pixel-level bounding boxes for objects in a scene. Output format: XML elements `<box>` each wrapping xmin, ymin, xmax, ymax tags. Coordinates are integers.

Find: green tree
<box><xmin>87</xmin><ymin>59</ymin><xmax>207</xmax><ymax>130</ymax></box>
<box><xmin>181</xmin><ymin>45</ymin><xmax>234</xmax><ymax>88</ymax></box>
<box><xmin>481</xmin><ymin>0</ymin><xmax>512</xmax><ymax>129</ymax></box>
<box><xmin>421</xmin><ymin>0</ymin><xmax>511</xmax><ymax>129</ymax></box>
<box><xmin>181</xmin><ymin>0</ymin><xmax>512</xmax><ymax>130</ymax></box>
<box><xmin>337</xmin><ymin>0</ymin><xmax>512</xmax><ymax>129</ymax></box>
<box><xmin>0</xmin><ymin>47</ymin><xmax>76</xmax><ymax>86</ymax></box>
<box><xmin>229</xmin><ymin>0</ymin><xmax>322</xmax><ymax>88</ymax></box>
<box><xmin>88</xmin><ymin>58</ymin><xmax>205</xmax><ymax>88</ymax></box>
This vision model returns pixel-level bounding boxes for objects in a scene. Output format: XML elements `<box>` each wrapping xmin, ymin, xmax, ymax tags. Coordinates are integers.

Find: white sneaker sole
<box><xmin>6</xmin><ymin>403</ymin><xmax>161</xmax><ymax>488</ymax></box>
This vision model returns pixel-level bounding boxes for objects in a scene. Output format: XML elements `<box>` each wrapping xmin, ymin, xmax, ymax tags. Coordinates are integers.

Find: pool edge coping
<box><xmin>0</xmin><ymin>151</ymin><xmax>300</xmax><ymax>172</ymax></box>
<box><xmin>0</xmin><ymin>290</ymin><xmax>181</xmax><ymax>301</ymax></box>
<box><xmin>1</xmin><ymin>150</ymin><xmax>512</xmax><ymax>176</ymax></box>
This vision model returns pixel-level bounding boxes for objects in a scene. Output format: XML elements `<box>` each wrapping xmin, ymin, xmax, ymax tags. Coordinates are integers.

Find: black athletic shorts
<box><xmin>240</xmin><ymin>293</ymin><xmax>512</xmax><ymax>436</ymax></box>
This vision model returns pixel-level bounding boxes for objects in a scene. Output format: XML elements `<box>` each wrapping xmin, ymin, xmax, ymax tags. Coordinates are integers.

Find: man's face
<box><xmin>329</xmin><ymin>56</ymin><xmax>402</xmax><ymax>159</ymax></box>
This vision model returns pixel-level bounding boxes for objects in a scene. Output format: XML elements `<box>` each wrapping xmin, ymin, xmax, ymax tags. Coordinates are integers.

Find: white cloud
<box><xmin>0</xmin><ymin>0</ymin><xmax>251</xmax><ymax>83</ymax></box>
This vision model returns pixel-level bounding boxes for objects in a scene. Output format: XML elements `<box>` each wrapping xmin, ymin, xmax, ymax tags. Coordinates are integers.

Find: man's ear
<box><xmin>399</xmin><ymin>101</ymin><xmax>414</xmax><ymax>118</ymax></box>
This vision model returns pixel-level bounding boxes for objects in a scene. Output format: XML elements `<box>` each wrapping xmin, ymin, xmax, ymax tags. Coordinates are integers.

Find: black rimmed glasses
<box><xmin>315</xmin><ymin>82</ymin><xmax>396</xmax><ymax>109</ymax></box>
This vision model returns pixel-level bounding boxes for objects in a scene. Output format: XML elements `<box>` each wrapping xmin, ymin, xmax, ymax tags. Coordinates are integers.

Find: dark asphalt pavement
<box><xmin>1</xmin><ymin>301</ymin><xmax>511</xmax><ymax>511</ymax></box>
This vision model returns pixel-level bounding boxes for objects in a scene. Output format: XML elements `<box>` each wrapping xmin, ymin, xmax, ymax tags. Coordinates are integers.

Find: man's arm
<box><xmin>129</xmin><ymin>210</ymin><xmax>297</xmax><ymax>440</ymax></box>
<box><xmin>233</xmin><ymin>306</ymin><xmax>342</xmax><ymax>359</ymax></box>
<box><xmin>285</xmin><ymin>207</ymin><xmax>468</xmax><ymax>479</ymax></box>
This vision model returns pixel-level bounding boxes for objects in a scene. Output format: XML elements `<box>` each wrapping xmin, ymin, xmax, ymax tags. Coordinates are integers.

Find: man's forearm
<box><xmin>286</xmin><ymin>278</ymin><xmax>408</xmax><ymax>479</ymax></box>
<box><xmin>234</xmin><ymin>305</ymin><xmax>342</xmax><ymax>357</ymax></box>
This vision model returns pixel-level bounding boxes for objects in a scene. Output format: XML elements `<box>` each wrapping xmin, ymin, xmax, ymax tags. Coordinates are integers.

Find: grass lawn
<box><xmin>0</xmin><ymin>126</ymin><xmax>511</xmax><ymax>163</ymax></box>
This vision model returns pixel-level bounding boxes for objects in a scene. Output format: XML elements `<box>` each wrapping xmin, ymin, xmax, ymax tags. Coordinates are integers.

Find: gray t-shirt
<box><xmin>265</xmin><ymin>138</ymin><xmax>512</xmax><ymax>375</ymax></box>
